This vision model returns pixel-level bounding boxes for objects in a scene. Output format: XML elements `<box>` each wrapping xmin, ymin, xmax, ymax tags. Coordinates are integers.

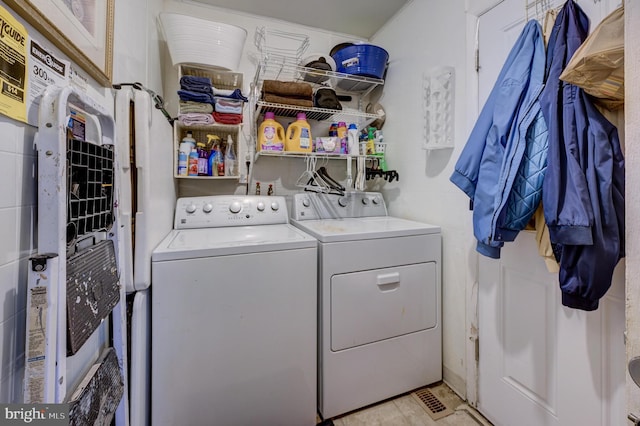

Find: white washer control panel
<box><xmin>291</xmin><ymin>192</ymin><xmax>388</xmax><ymax>221</ymax></box>
<box><xmin>174</xmin><ymin>195</ymin><xmax>288</xmax><ymax>229</ymax></box>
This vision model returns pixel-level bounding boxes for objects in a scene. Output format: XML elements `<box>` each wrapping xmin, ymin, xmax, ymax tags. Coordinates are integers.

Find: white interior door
<box><xmin>476</xmin><ymin>1</ymin><xmax>625</xmax><ymax>425</ymax></box>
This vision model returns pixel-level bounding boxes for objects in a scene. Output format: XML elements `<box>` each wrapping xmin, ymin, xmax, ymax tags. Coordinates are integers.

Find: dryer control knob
<box><xmin>229</xmin><ymin>201</ymin><xmax>242</xmax><ymax>214</ymax></box>
<box><xmin>302</xmin><ymin>198</ymin><xmax>310</xmax><ymax>208</ymax></box>
<box><xmin>186</xmin><ymin>203</ymin><xmax>197</xmax><ymax>214</ymax></box>
<box><xmin>257</xmin><ymin>202</ymin><xmax>266</xmax><ymax>211</ymax></box>
<box><xmin>271</xmin><ymin>201</ymin><xmax>280</xmax><ymax>211</ymax></box>
<box><xmin>372</xmin><ymin>196</ymin><xmax>381</xmax><ymax>205</ymax></box>
<box><xmin>362</xmin><ymin>198</ymin><xmax>370</xmax><ymax>205</ymax></box>
<box><xmin>203</xmin><ymin>203</ymin><xmax>213</xmax><ymax>213</ymax></box>
<box><xmin>338</xmin><ymin>197</ymin><xmax>349</xmax><ymax>207</ymax></box>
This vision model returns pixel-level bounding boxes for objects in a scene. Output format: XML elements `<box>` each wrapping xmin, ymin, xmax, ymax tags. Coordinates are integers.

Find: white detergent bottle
<box><xmin>347</xmin><ymin>123</ymin><xmax>359</xmax><ymax>155</ymax></box>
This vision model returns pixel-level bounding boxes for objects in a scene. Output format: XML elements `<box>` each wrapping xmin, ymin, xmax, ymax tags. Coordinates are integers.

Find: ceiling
<box><xmin>189</xmin><ymin>0</ymin><xmax>411</xmax><ymax>39</ymax></box>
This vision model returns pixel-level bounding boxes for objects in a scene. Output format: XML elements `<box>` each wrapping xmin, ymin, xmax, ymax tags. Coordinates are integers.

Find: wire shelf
<box><xmin>255</xmin><ymin>61</ymin><xmax>383</xmax><ymax>95</ymax></box>
<box><xmin>255</xmin><ymin>150</ymin><xmax>377</xmax><ymax>161</ymax></box>
<box><xmin>256</xmin><ymin>101</ymin><xmax>379</xmax><ymax>126</ymax></box>
<box><xmin>255</xmin><ymin>27</ymin><xmax>310</xmax><ymax>65</ymax></box>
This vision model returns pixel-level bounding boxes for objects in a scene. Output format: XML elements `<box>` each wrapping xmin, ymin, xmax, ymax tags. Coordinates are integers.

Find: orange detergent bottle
<box><xmin>258</xmin><ymin>112</ymin><xmax>285</xmax><ymax>151</ymax></box>
<box><xmin>285</xmin><ymin>113</ymin><xmax>313</xmax><ymax>153</ymax></box>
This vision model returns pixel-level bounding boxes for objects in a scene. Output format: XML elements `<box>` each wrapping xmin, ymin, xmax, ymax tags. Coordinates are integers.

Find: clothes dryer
<box><xmin>151</xmin><ymin>195</ymin><xmax>317</xmax><ymax>426</ymax></box>
<box><xmin>291</xmin><ymin>192</ymin><xmax>442</xmax><ymax>419</ymax></box>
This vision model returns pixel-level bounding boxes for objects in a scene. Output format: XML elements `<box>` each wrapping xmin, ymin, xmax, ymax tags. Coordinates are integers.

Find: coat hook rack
<box><xmin>525</xmin><ymin>0</ymin><xmax>553</xmax><ymax>22</ymax></box>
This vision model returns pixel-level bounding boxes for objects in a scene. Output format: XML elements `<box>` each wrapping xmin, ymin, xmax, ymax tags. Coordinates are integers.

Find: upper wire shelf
<box><xmin>254</xmin><ymin>61</ymin><xmax>384</xmax><ymax>96</ymax></box>
<box><xmin>255</xmin><ymin>27</ymin><xmax>310</xmax><ymax>65</ymax></box>
<box><xmin>253</xmin><ymin>27</ymin><xmax>383</xmax><ymax>94</ymax></box>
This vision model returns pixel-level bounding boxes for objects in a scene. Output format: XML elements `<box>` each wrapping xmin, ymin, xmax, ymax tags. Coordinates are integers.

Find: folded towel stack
<box><xmin>177</xmin><ymin>74</ymin><xmax>247</xmax><ymax>125</ymax></box>
<box><xmin>211</xmin><ymin>91</ymin><xmax>246</xmax><ymax>123</ymax></box>
<box><xmin>261</xmin><ymin>80</ymin><xmax>313</xmax><ymax>107</ymax></box>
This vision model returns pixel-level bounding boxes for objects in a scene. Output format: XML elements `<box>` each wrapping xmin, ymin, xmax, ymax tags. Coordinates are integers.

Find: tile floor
<box><xmin>318</xmin><ymin>382</ymin><xmax>493</xmax><ymax>426</ymax></box>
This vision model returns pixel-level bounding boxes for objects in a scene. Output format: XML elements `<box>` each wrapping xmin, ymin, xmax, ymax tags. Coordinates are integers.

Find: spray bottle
<box><xmin>367</xmin><ymin>127</ymin><xmax>376</xmax><ymax>155</ymax></box>
<box><xmin>206</xmin><ymin>134</ymin><xmax>221</xmax><ymax>176</ymax></box>
<box><xmin>217</xmin><ymin>148</ymin><xmax>225</xmax><ymax>177</ymax></box>
<box><xmin>225</xmin><ymin>134</ymin><xmax>237</xmax><ymax>176</ymax></box>
<box><xmin>188</xmin><ymin>148</ymin><xmax>199</xmax><ymax>176</ymax></box>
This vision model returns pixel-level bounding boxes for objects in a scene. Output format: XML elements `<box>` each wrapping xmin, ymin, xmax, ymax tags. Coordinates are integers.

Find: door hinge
<box><xmin>475</xmin><ymin>47</ymin><xmax>480</xmax><ymax>73</ymax></box>
<box><xmin>475</xmin><ymin>337</ymin><xmax>479</xmax><ymax>362</ymax></box>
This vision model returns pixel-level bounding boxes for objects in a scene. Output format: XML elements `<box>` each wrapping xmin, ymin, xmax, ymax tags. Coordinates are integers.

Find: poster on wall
<box><xmin>26</xmin><ymin>39</ymin><xmax>69</xmax><ymax>126</ymax></box>
<box><xmin>4</xmin><ymin>0</ymin><xmax>114</xmax><ymax>86</ymax></box>
<box><xmin>0</xmin><ymin>4</ymin><xmax>71</xmax><ymax>126</ymax></box>
<box><xmin>0</xmin><ymin>5</ymin><xmax>28</xmax><ymax>123</ymax></box>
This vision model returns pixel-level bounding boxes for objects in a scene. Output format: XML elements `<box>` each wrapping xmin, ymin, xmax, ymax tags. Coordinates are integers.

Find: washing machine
<box><xmin>290</xmin><ymin>191</ymin><xmax>442</xmax><ymax>419</ymax></box>
<box><xmin>151</xmin><ymin>195</ymin><xmax>317</xmax><ymax>426</ymax></box>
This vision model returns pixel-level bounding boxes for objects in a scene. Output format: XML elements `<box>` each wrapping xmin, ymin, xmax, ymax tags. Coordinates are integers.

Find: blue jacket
<box><xmin>540</xmin><ymin>0</ymin><xmax>625</xmax><ymax>311</ymax></box>
<box><xmin>450</xmin><ymin>20</ymin><xmax>547</xmax><ymax>258</ymax></box>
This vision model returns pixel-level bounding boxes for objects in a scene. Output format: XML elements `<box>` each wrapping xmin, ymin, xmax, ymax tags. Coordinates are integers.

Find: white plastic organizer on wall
<box><xmin>422</xmin><ymin>66</ymin><xmax>455</xmax><ymax>150</ymax></box>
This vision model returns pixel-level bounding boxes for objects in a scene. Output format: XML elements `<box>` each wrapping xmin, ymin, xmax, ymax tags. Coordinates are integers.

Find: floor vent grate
<box><xmin>411</xmin><ymin>387</ymin><xmax>454</xmax><ymax>421</ymax></box>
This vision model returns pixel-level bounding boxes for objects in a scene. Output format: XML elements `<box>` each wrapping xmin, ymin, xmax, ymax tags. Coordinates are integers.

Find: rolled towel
<box><xmin>262</xmin><ymin>80</ymin><xmax>313</xmax><ymax>98</ymax></box>
<box><xmin>179</xmin><ymin>101</ymin><xmax>214</xmax><ymax>114</ymax></box>
<box><xmin>177</xmin><ymin>89</ymin><xmax>215</xmax><ymax>104</ymax></box>
<box><xmin>212</xmin><ymin>87</ymin><xmax>248</xmax><ymax>102</ymax></box>
<box><xmin>214</xmin><ymin>97</ymin><xmax>244</xmax><ymax>114</ymax></box>
<box><xmin>180</xmin><ymin>75</ymin><xmax>212</xmax><ymax>93</ymax></box>
<box><xmin>178</xmin><ymin>113</ymin><xmax>214</xmax><ymax>126</ymax></box>
<box><xmin>213</xmin><ymin>112</ymin><xmax>243</xmax><ymax>125</ymax></box>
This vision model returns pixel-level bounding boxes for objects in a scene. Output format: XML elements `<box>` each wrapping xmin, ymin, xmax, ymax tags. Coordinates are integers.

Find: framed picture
<box><xmin>5</xmin><ymin>0</ymin><xmax>114</xmax><ymax>86</ymax></box>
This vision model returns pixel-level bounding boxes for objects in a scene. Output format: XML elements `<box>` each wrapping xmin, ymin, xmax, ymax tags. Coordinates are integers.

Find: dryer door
<box><xmin>331</xmin><ymin>262</ymin><xmax>437</xmax><ymax>351</ymax></box>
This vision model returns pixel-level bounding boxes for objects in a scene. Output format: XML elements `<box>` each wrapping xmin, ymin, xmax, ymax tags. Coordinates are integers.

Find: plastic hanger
<box><xmin>296</xmin><ymin>156</ymin><xmax>330</xmax><ymax>193</ymax></box>
<box><xmin>317</xmin><ymin>167</ymin><xmax>345</xmax><ymax>192</ymax></box>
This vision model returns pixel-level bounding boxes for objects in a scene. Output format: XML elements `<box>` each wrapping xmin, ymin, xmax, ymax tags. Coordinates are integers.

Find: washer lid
<box><xmin>152</xmin><ymin>224</ymin><xmax>316</xmax><ymax>261</ymax></box>
<box><xmin>291</xmin><ymin>216</ymin><xmax>440</xmax><ymax>243</ymax></box>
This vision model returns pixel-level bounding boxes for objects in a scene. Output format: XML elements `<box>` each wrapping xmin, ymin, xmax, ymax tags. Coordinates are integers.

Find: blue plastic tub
<box><xmin>332</xmin><ymin>44</ymin><xmax>389</xmax><ymax>80</ymax></box>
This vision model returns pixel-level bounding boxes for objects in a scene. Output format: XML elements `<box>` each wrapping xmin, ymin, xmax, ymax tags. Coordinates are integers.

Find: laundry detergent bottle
<box><xmin>258</xmin><ymin>112</ymin><xmax>285</xmax><ymax>152</ymax></box>
<box><xmin>285</xmin><ymin>112</ymin><xmax>312</xmax><ymax>153</ymax></box>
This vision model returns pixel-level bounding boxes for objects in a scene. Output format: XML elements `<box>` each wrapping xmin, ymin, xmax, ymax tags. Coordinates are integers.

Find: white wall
<box><xmin>0</xmin><ymin>0</ymin><xmax>164</xmax><ymax>403</ymax></box>
<box><xmin>371</xmin><ymin>0</ymin><xmax>472</xmax><ymax>396</ymax></box>
<box><xmin>0</xmin><ymin>116</ymin><xmax>36</xmax><ymax>402</ymax></box>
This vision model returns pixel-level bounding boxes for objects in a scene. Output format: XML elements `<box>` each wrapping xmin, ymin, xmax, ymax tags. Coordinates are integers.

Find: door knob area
<box><xmin>629</xmin><ymin>356</ymin><xmax>640</xmax><ymax>388</ymax></box>
<box><xmin>629</xmin><ymin>357</ymin><xmax>640</xmax><ymax>425</ymax></box>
